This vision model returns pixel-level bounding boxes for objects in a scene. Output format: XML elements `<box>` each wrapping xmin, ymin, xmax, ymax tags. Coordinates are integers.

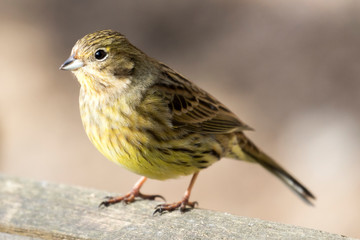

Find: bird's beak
<box><xmin>59</xmin><ymin>55</ymin><xmax>84</xmax><ymax>71</ymax></box>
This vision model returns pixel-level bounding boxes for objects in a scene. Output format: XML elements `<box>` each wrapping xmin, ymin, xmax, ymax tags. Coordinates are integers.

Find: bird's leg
<box><xmin>154</xmin><ymin>172</ymin><xmax>199</xmax><ymax>214</ymax></box>
<box><xmin>99</xmin><ymin>176</ymin><xmax>165</xmax><ymax>208</ymax></box>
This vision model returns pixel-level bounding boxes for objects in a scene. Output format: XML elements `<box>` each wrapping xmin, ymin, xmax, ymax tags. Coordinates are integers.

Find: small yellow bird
<box><xmin>60</xmin><ymin>30</ymin><xmax>315</xmax><ymax>214</ymax></box>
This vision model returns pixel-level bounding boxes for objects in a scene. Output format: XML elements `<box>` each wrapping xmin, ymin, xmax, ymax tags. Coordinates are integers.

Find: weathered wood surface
<box><xmin>0</xmin><ymin>175</ymin><xmax>354</xmax><ymax>240</ymax></box>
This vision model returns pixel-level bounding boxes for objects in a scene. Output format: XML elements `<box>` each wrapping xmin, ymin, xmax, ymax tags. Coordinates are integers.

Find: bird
<box><xmin>60</xmin><ymin>29</ymin><xmax>315</xmax><ymax>214</ymax></box>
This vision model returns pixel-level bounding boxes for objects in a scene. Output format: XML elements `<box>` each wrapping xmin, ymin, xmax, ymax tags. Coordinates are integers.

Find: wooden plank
<box><xmin>0</xmin><ymin>175</ymin><xmax>354</xmax><ymax>240</ymax></box>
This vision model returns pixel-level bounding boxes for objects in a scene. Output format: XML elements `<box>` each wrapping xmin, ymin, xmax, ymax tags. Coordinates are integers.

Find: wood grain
<box><xmin>0</xmin><ymin>175</ymin><xmax>352</xmax><ymax>240</ymax></box>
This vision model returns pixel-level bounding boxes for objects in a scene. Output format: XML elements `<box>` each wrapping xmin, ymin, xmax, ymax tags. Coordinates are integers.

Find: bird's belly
<box><xmin>84</xmin><ymin>117</ymin><xmax>226</xmax><ymax>180</ymax></box>
<box><xmin>79</xmin><ymin>97</ymin><xmax>221</xmax><ymax>180</ymax></box>
<box><xmin>85</xmin><ymin>125</ymin><xmax>217</xmax><ymax>179</ymax></box>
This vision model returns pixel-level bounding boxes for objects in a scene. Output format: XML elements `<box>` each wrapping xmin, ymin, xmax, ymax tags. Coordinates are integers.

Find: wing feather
<box><xmin>152</xmin><ymin>64</ymin><xmax>253</xmax><ymax>134</ymax></box>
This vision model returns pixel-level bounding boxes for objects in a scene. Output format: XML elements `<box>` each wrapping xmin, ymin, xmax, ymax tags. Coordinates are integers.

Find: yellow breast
<box><xmin>79</xmin><ymin>88</ymin><xmax>218</xmax><ymax>180</ymax></box>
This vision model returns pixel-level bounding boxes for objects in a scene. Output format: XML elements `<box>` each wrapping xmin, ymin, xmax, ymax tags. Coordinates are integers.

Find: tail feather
<box><xmin>259</xmin><ymin>159</ymin><xmax>315</xmax><ymax>205</ymax></box>
<box><xmin>234</xmin><ymin>133</ymin><xmax>316</xmax><ymax>204</ymax></box>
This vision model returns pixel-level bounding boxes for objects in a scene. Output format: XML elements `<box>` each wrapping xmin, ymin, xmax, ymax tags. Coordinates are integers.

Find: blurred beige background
<box><xmin>1</xmin><ymin>0</ymin><xmax>360</xmax><ymax>238</ymax></box>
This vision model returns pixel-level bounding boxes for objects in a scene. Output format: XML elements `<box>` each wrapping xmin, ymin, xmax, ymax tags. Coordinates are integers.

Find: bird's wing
<box><xmin>152</xmin><ymin>64</ymin><xmax>253</xmax><ymax>134</ymax></box>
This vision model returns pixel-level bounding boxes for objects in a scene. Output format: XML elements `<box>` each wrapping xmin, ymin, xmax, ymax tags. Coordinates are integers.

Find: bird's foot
<box><xmin>153</xmin><ymin>198</ymin><xmax>198</xmax><ymax>215</ymax></box>
<box><xmin>99</xmin><ymin>191</ymin><xmax>165</xmax><ymax>208</ymax></box>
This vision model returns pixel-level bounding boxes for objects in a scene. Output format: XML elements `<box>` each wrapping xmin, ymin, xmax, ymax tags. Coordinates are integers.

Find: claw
<box><xmin>152</xmin><ymin>173</ymin><xmax>200</xmax><ymax>215</ymax></box>
<box><xmin>98</xmin><ymin>176</ymin><xmax>164</xmax><ymax>208</ymax></box>
<box><xmin>100</xmin><ymin>195</ymin><xmax>123</xmax><ymax>205</ymax></box>
<box><xmin>98</xmin><ymin>200</ymin><xmax>110</xmax><ymax>208</ymax></box>
<box><xmin>153</xmin><ymin>207</ymin><xmax>163</xmax><ymax>216</ymax></box>
<box><xmin>138</xmin><ymin>193</ymin><xmax>166</xmax><ymax>202</ymax></box>
<box><xmin>153</xmin><ymin>199</ymin><xmax>198</xmax><ymax>215</ymax></box>
<box><xmin>99</xmin><ymin>192</ymin><xmax>164</xmax><ymax>208</ymax></box>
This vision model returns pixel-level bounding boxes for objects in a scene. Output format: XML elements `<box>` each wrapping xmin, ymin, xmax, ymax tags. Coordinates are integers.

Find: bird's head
<box><xmin>60</xmin><ymin>30</ymin><xmax>148</xmax><ymax>94</ymax></box>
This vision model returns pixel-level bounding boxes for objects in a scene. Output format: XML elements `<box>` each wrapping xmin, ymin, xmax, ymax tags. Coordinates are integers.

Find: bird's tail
<box><xmin>230</xmin><ymin>132</ymin><xmax>315</xmax><ymax>204</ymax></box>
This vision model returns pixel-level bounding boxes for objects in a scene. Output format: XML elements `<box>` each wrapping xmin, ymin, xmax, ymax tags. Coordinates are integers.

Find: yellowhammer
<box><xmin>60</xmin><ymin>29</ymin><xmax>315</xmax><ymax>214</ymax></box>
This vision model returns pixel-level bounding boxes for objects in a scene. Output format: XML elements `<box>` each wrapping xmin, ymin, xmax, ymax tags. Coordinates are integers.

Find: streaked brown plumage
<box><xmin>60</xmin><ymin>30</ymin><xmax>315</xmax><ymax>214</ymax></box>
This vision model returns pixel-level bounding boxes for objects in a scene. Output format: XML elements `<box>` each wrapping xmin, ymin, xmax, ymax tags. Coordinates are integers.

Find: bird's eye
<box><xmin>94</xmin><ymin>49</ymin><xmax>108</xmax><ymax>61</ymax></box>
